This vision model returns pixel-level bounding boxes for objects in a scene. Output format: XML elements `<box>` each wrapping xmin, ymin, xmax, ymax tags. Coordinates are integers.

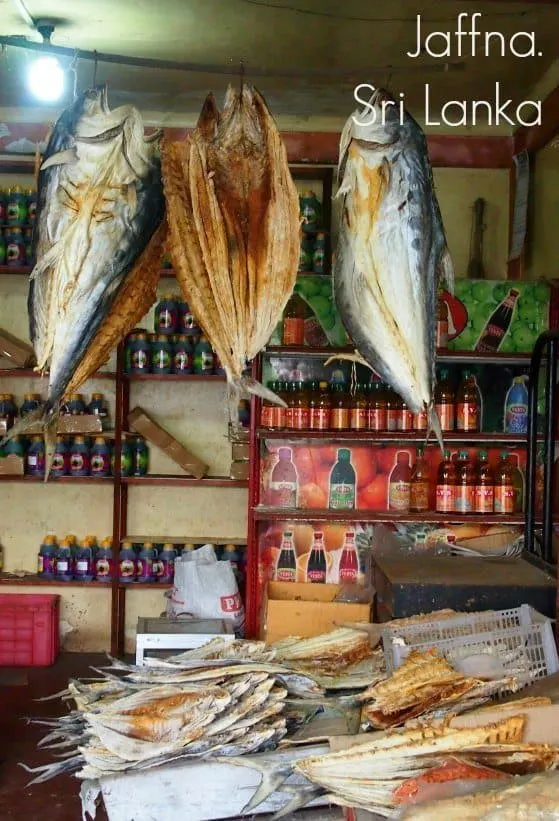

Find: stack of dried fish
<box><xmin>230</xmin><ymin>715</ymin><xmax>559</xmax><ymax>818</ymax></box>
<box><xmin>162</xmin><ymin>86</ymin><xmax>300</xmax><ymax>412</ymax></box>
<box><xmin>2</xmin><ymin>86</ymin><xmax>165</xmax><ymax>472</ymax></box>
<box><xmin>358</xmin><ymin>650</ymin><xmax>517</xmax><ymax>730</ymax></box>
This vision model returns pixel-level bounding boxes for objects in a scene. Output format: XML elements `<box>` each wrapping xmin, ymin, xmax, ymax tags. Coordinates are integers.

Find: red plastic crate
<box><xmin>0</xmin><ymin>593</ymin><xmax>60</xmax><ymax>666</ymax></box>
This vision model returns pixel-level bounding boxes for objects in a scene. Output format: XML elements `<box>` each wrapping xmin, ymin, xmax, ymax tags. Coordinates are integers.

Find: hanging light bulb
<box><xmin>27</xmin><ymin>22</ymin><xmax>65</xmax><ymax>103</ymax></box>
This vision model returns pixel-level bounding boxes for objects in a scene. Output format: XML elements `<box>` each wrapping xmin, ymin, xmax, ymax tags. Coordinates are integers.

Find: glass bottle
<box><xmin>306</xmin><ymin>531</ymin><xmax>327</xmax><ymax>583</ymax></box>
<box><xmin>456</xmin><ymin>370</ymin><xmax>482</xmax><ymax>433</ymax></box>
<box><xmin>269</xmin><ymin>447</ymin><xmax>298</xmax><ymax>508</ymax></box>
<box><xmin>474</xmin><ymin>449</ymin><xmax>494</xmax><ymax>514</ymax></box>
<box><xmin>455</xmin><ymin>450</ymin><xmax>475</xmax><ymax>514</ymax></box>
<box><xmin>310</xmin><ymin>380</ymin><xmax>331</xmax><ymax>431</ymax></box>
<box><xmin>261</xmin><ymin>381</ymin><xmax>276</xmax><ymax>429</ymax></box>
<box><xmin>410</xmin><ymin>447</ymin><xmax>430</xmax><ymax>513</ymax></box>
<box><xmin>436</xmin><ymin>449</ymin><xmax>456</xmax><ymax>514</ymax></box>
<box><xmin>284</xmin><ymin>381</ymin><xmax>297</xmax><ymax>429</ymax></box>
<box><xmin>494</xmin><ymin>451</ymin><xmax>515</xmax><ymax>515</ymax></box>
<box><xmin>399</xmin><ymin>401</ymin><xmax>413</xmax><ymax>432</ymax></box>
<box><xmin>510</xmin><ymin>453</ymin><xmax>525</xmax><ymax>514</ymax></box>
<box><xmin>282</xmin><ymin>294</ymin><xmax>306</xmax><ymax>346</ymax></box>
<box><xmin>350</xmin><ymin>383</ymin><xmax>368</xmax><ymax>431</ymax></box>
<box><xmin>367</xmin><ymin>377</ymin><xmax>387</xmax><ymax>432</ymax></box>
<box><xmin>291</xmin><ymin>381</ymin><xmax>310</xmax><ymax>430</ymax></box>
<box><xmin>275</xmin><ymin>531</ymin><xmax>297</xmax><ymax>582</ymax></box>
<box><xmin>435</xmin><ymin>368</ymin><xmax>455</xmax><ymax>432</ymax></box>
<box><xmin>330</xmin><ymin>383</ymin><xmax>350</xmax><ymax>431</ymax></box>
<box><xmin>436</xmin><ymin>288</ymin><xmax>448</xmax><ymax>349</ymax></box>
<box><xmin>272</xmin><ymin>381</ymin><xmax>287</xmax><ymax>430</ymax></box>
<box><xmin>339</xmin><ymin>530</ymin><xmax>359</xmax><ymax>583</ymax></box>
<box><xmin>388</xmin><ymin>452</ymin><xmax>411</xmax><ymax>512</ymax></box>
<box><xmin>413</xmin><ymin>406</ymin><xmax>429</xmax><ymax>432</ymax></box>
<box><xmin>386</xmin><ymin>387</ymin><xmax>402</xmax><ymax>432</ymax></box>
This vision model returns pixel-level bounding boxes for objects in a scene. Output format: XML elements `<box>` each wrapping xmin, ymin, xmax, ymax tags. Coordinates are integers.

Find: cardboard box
<box><xmin>262</xmin><ymin>581</ymin><xmax>371</xmax><ymax>644</ymax></box>
<box><xmin>0</xmin><ymin>328</ymin><xmax>35</xmax><ymax>368</ymax></box>
<box><xmin>128</xmin><ymin>406</ymin><xmax>208</xmax><ymax>479</ymax></box>
<box><xmin>0</xmin><ymin>455</ymin><xmax>24</xmax><ymax>476</ymax></box>
<box><xmin>232</xmin><ymin>442</ymin><xmax>249</xmax><ymax>461</ymax></box>
<box><xmin>57</xmin><ymin>416</ymin><xmax>103</xmax><ymax>435</ymax></box>
<box><xmin>230</xmin><ymin>460</ymin><xmax>249</xmax><ymax>481</ymax></box>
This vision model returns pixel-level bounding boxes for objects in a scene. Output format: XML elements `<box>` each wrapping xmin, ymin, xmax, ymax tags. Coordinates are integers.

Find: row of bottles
<box><xmin>0</xmin><ymin>186</ymin><xmax>37</xmax><ymax>226</ymax></box>
<box><xmin>0</xmin><ymin>392</ymin><xmax>109</xmax><ymax>432</ymax></box>
<box><xmin>275</xmin><ymin>529</ymin><xmax>359</xmax><ymax>584</ymax></box>
<box><xmin>124</xmin><ymin>327</ymin><xmax>224</xmax><ymax>376</ymax></box>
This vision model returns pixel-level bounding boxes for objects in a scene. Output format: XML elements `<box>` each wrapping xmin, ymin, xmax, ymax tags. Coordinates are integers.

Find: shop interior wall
<box><xmin>0</xmin><ymin>162</ymin><xmax>510</xmax><ymax>652</ymax></box>
<box><xmin>526</xmin><ymin>142</ymin><xmax>559</xmax><ymax>280</ymax></box>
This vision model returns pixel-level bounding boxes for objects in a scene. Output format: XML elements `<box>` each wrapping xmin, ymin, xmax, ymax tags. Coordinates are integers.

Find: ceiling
<box><xmin>0</xmin><ymin>0</ymin><xmax>558</xmax><ymax>127</ymax></box>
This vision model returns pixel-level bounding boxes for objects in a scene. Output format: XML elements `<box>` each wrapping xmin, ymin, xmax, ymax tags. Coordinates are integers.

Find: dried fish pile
<box><xmin>162</xmin><ymin>86</ymin><xmax>300</xmax><ymax>413</ymax></box>
<box><xmin>358</xmin><ymin>649</ymin><xmax>517</xmax><ymax>730</ymax></box>
<box><xmin>230</xmin><ymin>715</ymin><xmax>559</xmax><ymax>818</ymax></box>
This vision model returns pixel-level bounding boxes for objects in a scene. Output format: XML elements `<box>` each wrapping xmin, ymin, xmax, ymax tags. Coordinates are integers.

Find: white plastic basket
<box><xmin>382</xmin><ymin>605</ymin><xmax>558</xmax><ymax>690</ymax></box>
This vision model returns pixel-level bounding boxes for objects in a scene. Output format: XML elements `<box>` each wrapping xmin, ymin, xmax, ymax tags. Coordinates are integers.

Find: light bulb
<box><xmin>27</xmin><ymin>56</ymin><xmax>65</xmax><ymax>102</ymax></box>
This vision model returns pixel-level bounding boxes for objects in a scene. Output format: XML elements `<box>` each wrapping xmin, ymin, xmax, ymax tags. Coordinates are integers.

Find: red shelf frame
<box><xmin>257</xmin><ymin>429</ymin><xmax>530</xmax><ymax>445</ymax></box>
<box><xmin>252</xmin><ymin>507</ymin><xmax>525</xmax><ymax>526</ymax></box>
<box><xmin>263</xmin><ymin>346</ymin><xmax>533</xmax><ymax>366</ymax></box>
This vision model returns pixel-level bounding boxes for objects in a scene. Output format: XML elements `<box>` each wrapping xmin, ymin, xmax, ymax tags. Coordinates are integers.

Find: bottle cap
<box><xmin>458</xmin><ymin>450</ymin><xmax>469</xmax><ymax>459</ymax></box>
<box><xmin>143</xmin><ymin>541</ymin><xmax>153</xmax><ymax>549</ymax></box>
<box><xmin>283</xmin><ymin>531</ymin><xmax>293</xmax><ymax>539</ymax></box>
<box><xmin>338</xmin><ymin>448</ymin><xmax>351</xmax><ymax>460</ymax></box>
<box><xmin>443</xmin><ymin>449</ymin><xmax>451</xmax><ymax>459</ymax></box>
<box><xmin>478</xmin><ymin>450</ymin><xmax>488</xmax><ymax>460</ymax></box>
<box><xmin>91</xmin><ymin>393</ymin><xmax>104</xmax><ymax>400</ymax></box>
<box><xmin>500</xmin><ymin>451</ymin><xmax>509</xmax><ymax>459</ymax></box>
<box><xmin>93</xmin><ymin>436</ymin><xmax>106</xmax><ymax>445</ymax></box>
<box><xmin>162</xmin><ymin>543</ymin><xmax>175</xmax><ymax>550</ymax></box>
<box><xmin>121</xmin><ymin>540</ymin><xmax>133</xmax><ymax>549</ymax></box>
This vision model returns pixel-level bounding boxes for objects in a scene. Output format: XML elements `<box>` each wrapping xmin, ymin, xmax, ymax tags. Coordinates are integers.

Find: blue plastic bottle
<box><xmin>74</xmin><ymin>540</ymin><xmax>94</xmax><ymax>582</ymax></box>
<box><xmin>136</xmin><ymin>542</ymin><xmax>156</xmax><ymax>583</ymax></box>
<box><xmin>94</xmin><ymin>538</ymin><xmax>113</xmax><ymax>582</ymax></box>
<box><xmin>504</xmin><ymin>376</ymin><xmax>529</xmax><ymax>434</ymax></box>
<box><xmin>70</xmin><ymin>436</ymin><xmax>91</xmax><ymax>477</ymax></box>
<box><xmin>157</xmin><ymin>543</ymin><xmax>177</xmax><ymax>583</ymax></box>
<box><xmin>119</xmin><ymin>540</ymin><xmax>137</xmax><ymax>583</ymax></box>
<box><xmin>37</xmin><ymin>535</ymin><xmax>57</xmax><ymax>579</ymax></box>
<box><xmin>55</xmin><ymin>538</ymin><xmax>74</xmax><ymax>582</ymax></box>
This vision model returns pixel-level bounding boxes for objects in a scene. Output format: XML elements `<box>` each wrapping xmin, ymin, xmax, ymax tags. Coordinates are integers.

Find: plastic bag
<box><xmin>166</xmin><ymin>544</ymin><xmax>245</xmax><ymax>635</ymax></box>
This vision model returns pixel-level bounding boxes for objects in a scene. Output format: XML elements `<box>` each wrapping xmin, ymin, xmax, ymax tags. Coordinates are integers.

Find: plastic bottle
<box><xmin>55</xmin><ymin>538</ymin><xmax>74</xmax><ymax>582</ymax></box>
<box><xmin>63</xmin><ymin>394</ymin><xmax>86</xmax><ymax>415</ymax></box>
<box><xmin>154</xmin><ymin>294</ymin><xmax>179</xmax><ymax>335</ymax></box>
<box><xmin>494</xmin><ymin>451</ymin><xmax>515</xmax><ymax>515</ymax></box>
<box><xmin>436</xmin><ymin>449</ymin><xmax>456</xmax><ymax>513</ymax></box>
<box><xmin>367</xmin><ymin>377</ymin><xmax>387</xmax><ymax>432</ymax></box>
<box><xmin>136</xmin><ymin>542</ymin><xmax>156</xmax><ymax>583</ymax></box>
<box><xmin>330</xmin><ymin>383</ymin><xmax>350</xmax><ymax>431</ymax></box>
<box><xmin>410</xmin><ymin>447</ymin><xmax>430</xmax><ymax>513</ymax></box>
<box><xmin>90</xmin><ymin>437</ymin><xmax>111</xmax><ymax>478</ymax></box>
<box><xmin>151</xmin><ymin>334</ymin><xmax>173</xmax><ymax>374</ymax></box>
<box><xmin>172</xmin><ymin>334</ymin><xmax>194</xmax><ymax>375</ymax></box>
<box><xmin>504</xmin><ymin>376</ymin><xmax>529</xmax><ymax>434</ymax></box>
<box><xmin>329</xmin><ymin>448</ymin><xmax>356</xmax><ymax>510</ymax></box>
<box><xmin>269</xmin><ymin>447</ymin><xmax>298</xmax><ymax>507</ymax></box>
<box><xmin>385</xmin><ymin>388</ymin><xmax>402</xmax><ymax>432</ymax></box>
<box><xmin>70</xmin><ymin>436</ymin><xmax>91</xmax><ymax>477</ymax></box>
<box><xmin>454</xmin><ymin>451</ymin><xmax>475</xmax><ymax>514</ymax></box>
<box><xmin>20</xmin><ymin>393</ymin><xmax>42</xmax><ymax>416</ymax></box>
<box><xmin>306</xmin><ymin>531</ymin><xmax>327</xmax><ymax>583</ymax></box>
<box><xmin>132</xmin><ymin>436</ymin><xmax>149</xmax><ymax>476</ymax></box>
<box><xmin>338</xmin><ymin>530</ymin><xmax>359</xmax><ymax>583</ymax></box>
<box><xmin>309</xmin><ymin>381</ymin><xmax>331</xmax><ymax>431</ymax></box>
<box><xmin>157</xmin><ymin>543</ymin><xmax>177</xmax><ymax>583</ymax></box>
<box><xmin>38</xmin><ymin>535</ymin><xmax>57</xmax><ymax>579</ymax></box>
<box><xmin>399</xmin><ymin>401</ymin><xmax>414</xmax><ymax>432</ymax></box>
<box><xmin>282</xmin><ymin>294</ymin><xmax>306</xmax><ymax>345</ymax></box>
<box><xmin>350</xmin><ymin>383</ymin><xmax>368</xmax><ymax>431</ymax></box>
<box><xmin>74</xmin><ymin>540</ymin><xmax>94</xmax><ymax>582</ymax></box>
<box><xmin>87</xmin><ymin>393</ymin><xmax>109</xmax><ymax>429</ymax></box>
<box><xmin>474</xmin><ymin>450</ymin><xmax>494</xmax><ymax>514</ymax></box>
<box><xmin>291</xmin><ymin>381</ymin><xmax>310</xmax><ymax>431</ymax></box>
<box><xmin>127</xmin><ymin>330</ymin><xmax>151</xmax><ymax>374</ymax></box>
<box><xmin>456</xmin><ymin>371</ymin><xmax>482</xmax><ymax>433</ymax></box>
<box><xmin>275</xmin><ymin>531</ymin><xmax>297</xmax><ymax>581</ymax></box>
<box><xmin>26</xmin><ymin>434</ymin><xmax>45</xmax><ymax>477</ymax></box>
<box><xmin>510</xmin><ymin>453</ymin><xmax>525</xmax><ymax>513</ymax></box>
<box><xmin>193</xmin><ymin>334</ymin><xmax>215</xmax><ymax>374</ymax></box>
<box><xmin>119</xmin><ymin>540</ymin><xmax>137</xmax><ymax>583</ymax></box>
<box><xmin>435</xmin><ymin>369</ymin><xmax>455</xmax><ymax>432</ymax></box>
<box><xmin>388</xmin><ymin>452</ymin><xmax>411</xmax><ymax>512</ymax></box>
<box><xmin>94</xmin><ymin>538</ymin><xmax>114</xmax><ymax>582</ymax></box>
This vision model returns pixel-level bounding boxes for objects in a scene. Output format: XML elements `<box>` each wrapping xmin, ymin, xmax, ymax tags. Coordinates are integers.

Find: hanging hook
<box><xmin>68</xmin><ymin>50</ymin><xmax>78</xmax><ymax>99</ymax></box>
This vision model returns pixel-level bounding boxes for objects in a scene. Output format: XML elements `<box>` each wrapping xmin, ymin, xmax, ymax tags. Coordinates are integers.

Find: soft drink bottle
<box><xmin>456</xmin><ymin>370</ymin><xmax>482</xmax><ymax>432</ymax></box>
<box><xmin>367</xmin><ymin>376</ymin><xmax>387</xmax><ymax>431</ymax></box>
<box><xmin>435</xmin><ymin>369</ymin><xmax>455</xmax><ymax>432</ymax></box>
<box><xmin>329</xmin><ymin>448</ymin><xmax>356</xmax><ymax>510</ymax></box>
<box><xmin>275</xmin><ymin>531</ymin><xmax>297</xmax><ymax>582</ymax></box>
<box><xmin>338</xmin><ymin>531</ymin><xmax>359</xmax><ymax>583</ymax></box>
<box><xmin>494</xmin><ymin>451</ymin><xmax>515</xmax><ymax>514</ymax></box>
<box><xmin>410</xmin><ymin>448</ymin><xmax>430</xmax><ymax>513</ymax></box>
<box><xmin>436</xmin><ymin>449</ymin><xmax>456</xmax><ymax>513</ymax></box>
<box><xmin>454</xmin><ymin>451</ymin><xmax>475</xmax><ymax>514</ymax></box>
<box><xmin>475</xmin><ymin>289</ymin><xmax>520</xmax><ymax>353</ymax></box>
<box><xmin>306</xmin><ymin>531</ymin><xmax>327</xmax><ymax>583</ymax></box>
<box><xmin>474</xmin><ymin>450</ymin><xmax>494</xmax><ymax>514</ymax></box>
<box><xmin>388</xmin><ymin>452</ymin><xmax>411</xmax><ymax>512</ymax></box>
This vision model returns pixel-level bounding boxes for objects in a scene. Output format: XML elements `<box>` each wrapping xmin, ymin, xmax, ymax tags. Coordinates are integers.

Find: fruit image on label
<box><xmin>132</xmin><ymin>350</ymin><xmax>148</xmax><ymax>369</ymax></box>
<box><xmin>71</xmin><ymin>455</ymin><xmax>84</xmax><ymax>471</ymax></box>
<box><xmin>120</xmin><ymin>559</ymin><xmax>135</xmax><ymax>577</ymax></box>
<box><xmin>436</xmin><ymin>484</ymin><xmax>454</xmax><ymax>513</ymax></box>
<box><xmin>96</xmin><ymin>559</ymin><xmax>110</xmax><ymax>577</ymax></box>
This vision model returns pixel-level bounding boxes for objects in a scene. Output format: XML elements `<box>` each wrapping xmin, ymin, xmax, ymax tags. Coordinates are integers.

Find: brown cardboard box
<box><xmin>128</xmin><ymin>406</ymin><xmax>208</xmax><ymax>479</ymax></box>
<box><xmin>229</xmin><ymin>460</ymin><xmax>249</xmax><ymax>481</ymax></box>
<box><xmin>262</xmin><ymin>582</ymin><xmax>371</xmax><ymax>645</ymax></box>
<box><xmin>0</xmin><ymin>455</ymin><xmax>25</xmax><ymax>476</ymax></box>
<box><xmin>0</xmin><ymin>328</ymin><xmax>35</xmax><ymax>368</ymax></box>
<box><xmin>57</xmin><ymin>416</ymin><xmax>103</xmax><ymax>435</ymax></box>
<box><xmin>231</xmin><ymin>442</ymin><xmax>249</xmax><ymax>461</ymax></box>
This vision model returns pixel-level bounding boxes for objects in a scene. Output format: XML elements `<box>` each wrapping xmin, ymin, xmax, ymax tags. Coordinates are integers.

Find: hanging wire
<box><xmin>92</xmin><ymin>51</ymin><xmax>98</xmax><ymax>86</ymax></box>
<box><xmin>68</xmin><ymin>50</ymin><xmax>78</xmax><ymax>99</ymax></box>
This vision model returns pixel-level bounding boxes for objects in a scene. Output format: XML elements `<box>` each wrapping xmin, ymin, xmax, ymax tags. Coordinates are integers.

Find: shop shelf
<box><xmin>0</xmin><ymin>265</ymin><xmax>32</xmax><ymax>276</ymax></box>
<box><xmin>0</xmin><ymin>475</ymin><xmax>114</xmax><ymax>484</ymax></box>
<box><xmin>252</xmin><ymin>506</ymin><xmax>525</xmax><ymax>525</ymax></box>
<box><xmin>262</xmin><ymin>346</ymin><xmax>533</xmax><ymax>366</ymax></box>
<box><xmin>120</xmin><ymin>582</ymin><xmax>173</xmax><ymax>589</ymax></box>
<box><xmin>0</xmin><ymin>367</ymin><xmax>116</xmax><ymax>379</ymax></box>
<box><xmin>122</xmin><ymin>474</ymin><xmax>248</xmax><ymax>488</ymax></box>
<box><xmin>0</xmin><ymin>573</ymin><xmax>111</xmax><ymax>587</ymax></box>
<box><xmin>256</xmin><ymin>429</ymin><xmax>529</xmax><ymax>445</ymax></box>
<box><xmin>124</xmin><ymin>373</ymin><xmax>226</xmax><ymax>382</ymax></box>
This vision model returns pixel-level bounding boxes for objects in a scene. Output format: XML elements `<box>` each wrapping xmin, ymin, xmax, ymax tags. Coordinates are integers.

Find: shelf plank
<box><xmin>0</xmin><ymin>264</ymin><xmax>32</xmax><ymax>276</ymax></box>
<box><xmin>0</xmin><ymin>475</ymin><xmax>114</xmax><ymax>483</ymax></box>
<box><xmin>122</xmin><ymin>582</ymin><xmax>173</xmax><ymax>589</ymax></box>
<box><xmin>0</xmin><ymin>573</ymin><xmax>111</xmax><ymax>587</ymax></box>
<box><xmin>257</xmin><ymin>429</ymin><xmax>529</xmax><ymax>444</ymax></box>
<box><xmin>124</xmin><ymin>373</ymin><xmax>226</xmax><ymax>382</ymax></box>
<box><xmin>122</xmin><ymin>474</ymin><xmax>248</xmax><ymax>488</ymax></box>
<box><xmin>0</xmin><ymin>368</ymin><xmax>116</xmax><ymax>379</ymax></box>
<box><xmin>263</xmin><ymin>346</ymin><xmax>532</xmax><ymax>365</ymax></box>
<box><xmin>253</xmin><ymin>507</ymin><xmax>525</xmax><ymax>525</ymax></box>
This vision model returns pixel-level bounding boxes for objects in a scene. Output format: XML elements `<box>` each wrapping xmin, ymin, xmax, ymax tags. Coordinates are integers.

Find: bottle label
<box><xmin>505</xmin><ymin>405</ymin><xmax>528</xmax><ymax>433</ymax></box>
<box><xmin>494</xmin><ymin>485</ymin><xmax>515</xmax><ymax>514</ymax></box>
<box><xmin>292</xmin><ymin>408</ymin><xmax>310</xmax><ymax>430</ymax></box>
<box><xmin>410</xmin><ymin>481</ymin><xmax>429</xmax><ymax>512</ymax></box>
<box><xmin>95</xmin><ymin>559</ymin><xmax>111</xmax><ymax>578</ymax></box>
<box><xmin>436</xmin><ymin>402</ymin><xmax>455</xmax><ymax>431</ymax></box>
<box><xmin>413</xmin><ymin>410</ymin><xmax>428</xmax><ymax>431</ymax></box>
<box><xmin>132</xmin><ymin>350</ymin><xmax>149</xmax><ymax>370</ymax></box>
<box><xmin>75</xmin><ymin>560</ymin><xmax>90</xmax><ymax>574</ymax></box>
<box><xmin>200</xmin><ymin>351</ymin><xmax>214</xmax><ymax>371</ymax></box>
<box><xmin>329</xmin><ymin>482</ymin><xmax>355</xmax><ymax>510</ymax></box>
<box><xmin>386</xmin><ymin>410</ymin><xmax>399</xmax><ymax>431</ymax></box>
<box><xmin>283</xmin><ymin>317</ymin><xmax>305</xmax><ymax>346</ymax></box>
<box><xmin>71</xmin><ymin>454</ymin><xmax>88</xmax><ymax>473</ymax></box>
<box><xmin>120</xmin><ymin>558</ymin><xmax>135</xmax><ymax>578</ymax></box>
<box><xmin>368</xmin><ymin>408</ymin><xmax>387</xmax><ymax>431</ymax></box>
<box><xmin>339</xmin><ymin>566</ymin><xmax>358</xmax><ymax>583</ymax></box>
<box><xmin>399</xmin><ymin>409</ymin><xmax>413</xmax><ymax>431</ymax></box>
<box><xmin>457</xmin><ymin>402</ymin><xmax>479</xmax><ymax>431</ymax></box>
<box><xmin>389</xmin><ymin>480</ymin><xmax>411</xmax><ymax>511</ymax></box>
<box><xmin>269</xmin><ymin>480</ymin><xmax>297</xmax><ymax>508</ymax></box>
<box><xmin>153</xmin><ymin>349</ymin><xmax>172</xmax><ymax>370</ymax></box>
<box><xmin>158</xmin><ymin>559</ymin><xmax>174</xmax><ymax>581</ymax></box>
<box><xmin>436</xmin><ymin>484</ymin><xmax>454</xmax><ymax>513</ymax></box>
<box><xmin>157</xmin><ymin>308</ymin><xmax>175</xmax><ymax>331</ymax></box>
<box><xmin>56</xmin><ymin>560</ymin><xmax>69</xmax><ymax>573</ymax></box>
<box><xmin>261</xmin><ymin>406</ymin><xmax>275</xmax><ymax>428</ymax></box>
<box><xmin>307</xmin><ymin>569</ymin><xmax>326</xmax><ymax>583</ymax></box>
<box><xmin>284</xmin><ymin>408</ymin><xmax>294</xmax><ymax>429</ymax></box>
<box><xmin>350</xmin><ymin>408</ymin><xmax>367</xmax><ymax>430</ymax></box>
<box><xmin>330</xmin><ymin>408</ymin><xmax>349</xmax><ymax>430</ymax></box>
<box><xmin>475</xmin><ymin>485</ymin><xmax>494</xmax><ymax>513</ymax></box>
<box><xmin>271</xmin><ymin>406</ymin><xmax>286</xmax><ymax>428</ymax></box>
<box><xmin>455</xmin><ymin>486</ymin><xmax>474</xmax><ymax>513</ymax></box>
<box><xmin>173</xmin><ymin>351</ymin><xmax>192</xmax><ymax>372</ymax></box>
<box><xmin>310</xmin><ymin>408</ymin><xmax>330</xmax><ymax>430</ymax></box>
<box><xmin>52</xmin><ymin>453</ymin><xmax>67</xmax><ymax>473</ymax></box>
<box><xmin>91</xmin><ymin>454</ymin><xmax>110</xmax><ymax>474</ymax></box>
<box><xmin>276</xmin><ymin>566</ymin><xmax>296</xmax><ymax>582</ymax></box>
<box><xmin>137</xmin><ymin>559</ymin><xmax>153</xmax><ymax>580</ymax></box>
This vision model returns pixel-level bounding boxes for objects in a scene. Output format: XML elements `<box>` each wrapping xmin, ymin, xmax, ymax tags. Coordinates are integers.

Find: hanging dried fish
<box><xmin>162</xmin><ymin>86</ymin><xmax>300</xmax><ymax>418</ymax></box>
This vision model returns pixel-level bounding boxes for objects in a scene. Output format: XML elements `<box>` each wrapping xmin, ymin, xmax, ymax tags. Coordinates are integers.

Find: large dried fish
<box><xmin>332</xmin><ymin>88</ymin><xmax>454</xmax><ymax>445</ymax></box>
<box><xmin>162</xmin><ymin>86</ymin><xmax>300</xmax><ymax>417</ymax></box>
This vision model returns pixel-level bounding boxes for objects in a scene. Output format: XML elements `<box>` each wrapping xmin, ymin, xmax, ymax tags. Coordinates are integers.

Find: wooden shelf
<box><xmin>122</xmin><ymin>474</ymin><xmax>248</xmax><ymax>488</ymax></box>
<box><xmin>0</xmin><ymin>368</ymin><xmax>116</xmax><ymax>379</ymax></box>
<box><xmin>0</xmin><ymin>265</ymin><xmax>32</xmax><ymax>276</ymax></box>
<box><xmin>253</xmin><ymin>507</ymin><xmax>525</xmax><ymax>525</ymax></box>
<box><xmin>0</xmin><ymin>573</ymin><xmax>111</xmax><ymax>587</ymax></box>
<box><xmin>257</xmin><ymin>429</ymin><xmax>529</xmax><ymax>445</ymax></box>
<box><xmin>122</xmin><ymin>582</ymin><xmax>173</xmax><ymax>589</ymax></box>
<box><xmin>263</xmin><ymin>346</ymin><xmax>532</xmax><ymax>366</ymax></box>
<box><xmin>124</xmin><ymin>373</ymin><xmax>226</xmax><ymax>381</ymax></box>
<box><xmin>0</xmin><ymin>475</ymin><xmax>113</xmax><ymax>483</ymax></box>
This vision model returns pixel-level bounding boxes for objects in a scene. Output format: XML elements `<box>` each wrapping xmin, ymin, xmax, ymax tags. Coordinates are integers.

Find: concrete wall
<box><xmin>526</xmin><ymin>142</ymin><xmax>559</xmax><ymax>280</ymax></box>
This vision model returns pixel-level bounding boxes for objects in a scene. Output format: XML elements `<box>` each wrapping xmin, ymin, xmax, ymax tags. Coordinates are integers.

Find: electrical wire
<box><xmin>11</xmin><ymin>0</ymin><xmax>35</xmax><ymax>30</ymax></box>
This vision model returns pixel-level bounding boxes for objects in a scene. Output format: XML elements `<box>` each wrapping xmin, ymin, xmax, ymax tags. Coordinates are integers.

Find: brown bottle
<box><xmin>285</xmin><ymin>381</ymin><xmax>298</xmax><ymax>429</ymax></box>
<box><xmin>309</xmin><ymin>381</ymin><xmax>331</xmax><ymax>431</ymax></box>
<box><xmin>282</xmin><ymin>294</ymin><xmax>306</xmax><ymax>345</ymax></box>
<box><xmin>436</xmin><ymin>449</ymin><xmax>456</xmax><ymax>513</ymax></box>
<box><xmin>272</xmin><ymin>381</ymin><xmax>287</xmax><ymax>430</ymax></box>
<box><xmin>386</xmin><ymin>387</ymin><xmax>402</xmax><ymax>432</ymax></box>
<box><xmin>474</xmin><ymin>450</ymin><xmax>494</xmax><ymax>514</ymax></box>
<box><xmin>510</xmin><ymin>453</ymin><xmax>525</xmax><ymax>514</ymax></box>
<box><xmin>435</xmin><ymin>369</ymin><xmax>455</xmax><ymax>432</ymax></box>
<box><xmin>413</xmin><ymin>406</ymin><xmax>429</xmax><ymax>432</ymax></box>
<box><xmin>410</xmin><ymin>447</ymin><xmax>430</xmax><ymax>513</ymax></box>
<box><xmin>456</xmin><ymin>370</ymin><xmax>481</xmax><ymax>432</ymax></box>
<box><xmin>261</xmin><ymin>381</ymin><xmax>276</xmax><ymax>429</ymax></box>
<box><xmin>399</xmin><ymin>401</ymin><xmax>413</xmax><ymax>432</ymax></box>
<box><xmin>494</xmin><ymin>451</ymin><xmax>515</xmax><ymax>515</ymax></box>
<box><xmin>388</xmin><ymin>452</ymin><xmax>411</xmax><ymax>512</ymax></box>
<box><xmin>330</xmin><ymin>383</ymin><xmax>350</xmax><ymax>431</ymax></box>
<box><xmin>454</xmin><ymin>450</ymin><xmax>475</xmax><ymax>514</ymax></box>
<box><xmin>367</xmin><ymin>378</ymin><xmax>387</xmax><ymax>431</ymax></box>
<box><xmin>350</xmin><ymin>383</ymin><xmax>368</xmax><ymax>431</ymax></box>
<box><xmin>292</xmin><ymin>381</ymin><xmax>310</xmax><ymax>430</ymax></box>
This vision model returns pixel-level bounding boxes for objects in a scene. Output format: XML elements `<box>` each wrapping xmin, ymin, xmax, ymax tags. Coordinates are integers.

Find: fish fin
<box><xmin>0</xmin><ymin>407</ymin><xmax>44</xmax><ymax>446</ymax></box>
<box><xmin>40</xmin><ymin>148</ymin><xmax>78</xmax><ymax>170</ymax></box>
<box><xmin>217</xmin><ymin>757</ymin><xmax>294</xmax><ymax>813</ymax></box>
<box><xmin>380</xmin><ymin>156</ymin><xmax>391</xmax><ymax>188</ymax></box>
<box><xmin>271</xmin><ymin>785</ymin><xmax>324</xmax><ymax>820</ymax></box>
<box><xmin>427</xmin><ymin>403</ymin><xmax>444</xmax><ymax>454</ymax></box>
<box><xmin>234</xmin><ymin>376</ymin><xmax>286</xmax><ymax>407</ymax></box>
<box><xmin>440</xmin><ymin>246</ymin><xmax>455</xmax><ymax>294</ymax></box>
<box><xmin>75</xmin><ymin>123</ymin><xmax>125</xmax><ymax>144</ymax></box>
